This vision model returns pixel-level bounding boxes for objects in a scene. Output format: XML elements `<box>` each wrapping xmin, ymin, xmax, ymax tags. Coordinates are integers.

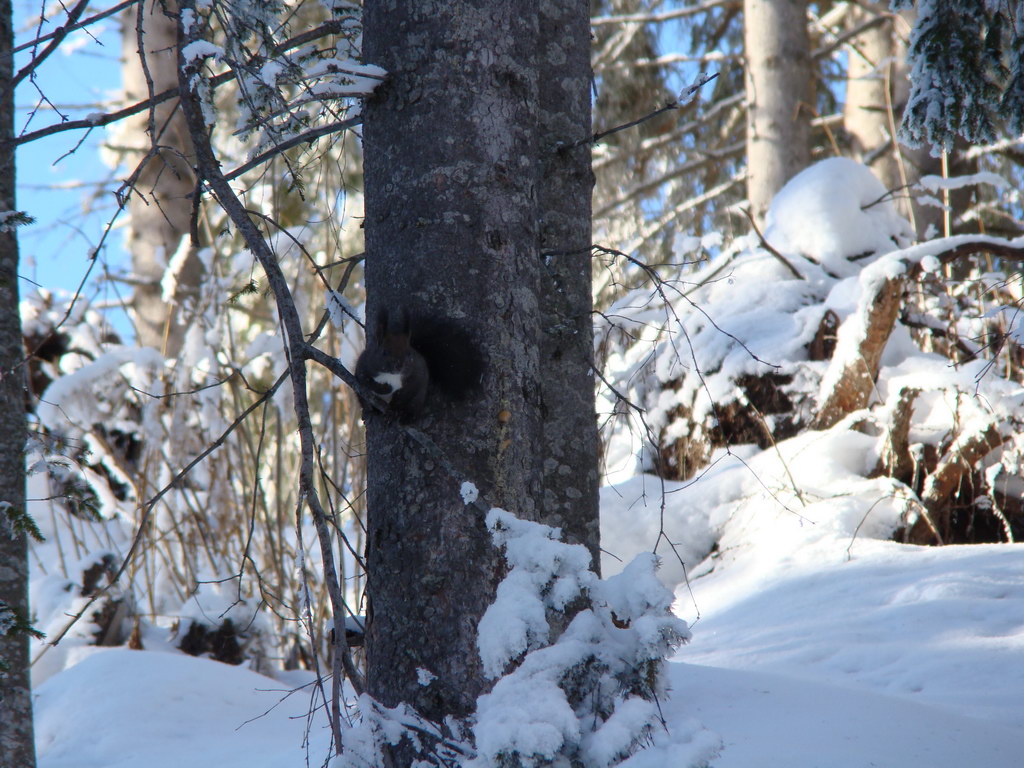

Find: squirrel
<box><xmin>355</xmin><ymin>307</ymin><xmax>484</xmax><ymax>423</ymax></box>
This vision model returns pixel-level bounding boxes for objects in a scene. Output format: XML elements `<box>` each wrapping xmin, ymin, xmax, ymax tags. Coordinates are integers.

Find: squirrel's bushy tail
<box><xmin>411</xmin><ymin>314</ymin><xmax>485</xmax><ymax>401</ymax></box>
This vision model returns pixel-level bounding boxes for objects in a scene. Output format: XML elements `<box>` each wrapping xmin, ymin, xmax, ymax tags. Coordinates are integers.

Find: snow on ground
<box><xmin>669</xmin><ymin>662</ymin><xmax>1024</xmax><ymax>767</ymax></box>
<box><xmin>667</xmin><ymin>535</ymin><xmax>1024</xmax><ymax>766</ymax></box>
<box><xmin>35</xmin><ymin>483</ymin><xmax>1024</xmax><ymax>768</ymax></box>
<box><xmin>599</xmin><ymin>426</ymin><xmax>1024</xmax><ymax>766</ymax></box>
<box><xmin>34</xmin><ymin>424</ymin><xmax>1024</xmax><ymax>768</ymax></box>
<box><xmin>35</xmin><ymin>648</ymin><xmax>333</xmax><ymax>768</ymax></box>
<box><xmin>680</xmin><ymin>539</ymin><xmax>1024</xmax><ymax>729</ymax></box>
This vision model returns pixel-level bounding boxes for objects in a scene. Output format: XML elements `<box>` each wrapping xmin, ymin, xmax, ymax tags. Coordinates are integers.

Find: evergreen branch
<box><xmin>0</xmin><ymin>602</ymin><xmax>44</xmax><ymax>642</ymax></box>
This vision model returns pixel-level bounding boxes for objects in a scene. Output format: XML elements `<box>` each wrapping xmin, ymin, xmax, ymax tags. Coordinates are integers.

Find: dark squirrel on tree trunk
<box><xmin>355</xmin><ymin>307</ymin><xmax>485</xmax><ymax>423</ymax></box>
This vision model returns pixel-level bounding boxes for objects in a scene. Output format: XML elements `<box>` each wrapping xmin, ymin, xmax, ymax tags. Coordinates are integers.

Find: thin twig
<box><xmin>739</xmin><ymin>207</ymin><xmax>804</xmax><ymax>280</ymax></box>
<box><xmin>561</xmin><ymin>73</ymin><xmax>719</xmax><ymax>151</ymax></box>
<box><xmin>220</xmin><ymin>118</ymin><xmax>361</xmax><ymax>184</ymax></box>
<box><xmin>38</xmin><ymin>370</ymin><xmax>290</xmax><ymax>653</ymax></box>
<box><xmin>176</xmin><ymin>6</ymin><xmax>354</xmax><ymax>749</ymax></box>
<box><xmin>14</xmin><ymin>0</ymin><xmax>139</xmax><ymax>54</ymax></box>
<box><xmin>591</xmin><ymin>0</ymin><xmax>732</xmax><ymax>26</ymax></box>
<box><xmin>13</xmin><ymin>0</ymin><xmax>92</xmax><ymax>88</ymax></box>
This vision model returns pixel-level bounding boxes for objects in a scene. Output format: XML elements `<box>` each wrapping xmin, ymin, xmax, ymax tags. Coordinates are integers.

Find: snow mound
<box><xmin>764</xmin><ymin>157</ymin><xmax>914</xmax><ymax>275</ymax></box>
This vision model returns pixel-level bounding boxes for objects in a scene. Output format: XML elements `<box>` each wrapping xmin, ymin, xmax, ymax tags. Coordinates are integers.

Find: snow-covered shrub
<box><xmin>170</xmin><ymin>583</ymin><xmax>274</xmax><ymax>672</ymax></box>
<box><xmin>23</xmin><ymin>232</ymin><xmax>367</xmax><ymax>677</ymax></box>
<box><xmin>600</xmin><ymin>159</ymin><xmax>911</xmax><ymax>479</ymax></box>
<box><xmin>30</xmin><ymin>551</ymin><xmax>135</xmax><ymax>684</ymax></box>
<box><xmin>327</xmin><ymin>508</ymin><xmax>693</xmax><ymax>768</ymax></box>
<box><xmin>468</xmin><ymin>509</ymin><xmax>690</xmax><ymax>768</ymax></box>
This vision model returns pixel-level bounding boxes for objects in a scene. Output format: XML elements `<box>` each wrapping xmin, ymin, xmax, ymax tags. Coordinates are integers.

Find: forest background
<box><xmin>3</xmin><ymin>1</ymin><xmax>1024</xmax><ymax>767</ymax></box>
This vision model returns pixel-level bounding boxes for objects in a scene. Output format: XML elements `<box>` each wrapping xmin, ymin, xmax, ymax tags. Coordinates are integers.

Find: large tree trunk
<box><xmin>362</xmin><ymin>0</ymin><xmax>544</xmax><ymax>733</ymax></box>
<box><xmin>538</xmin><ymin>0</ymin><xmax>600</xmax><ymax>570</ymax></box>
<box><xmin>361</xmin><ymin>0</ymin><xmax>595</xmax><ymax>761</ymax></box>
<box><xmin>743</xmin><ymin>0</ymin><xmax>812</xmax><ymax>225</ymax></box>
<box><xmin>121</xmin><ymin>0</ymin><xmax>202</xmax><ymax>355</ymax></box>
<box><xmin>0</xmin><ymin>0</ymin><xmax>36</xmax><ymax>763</ymax></box>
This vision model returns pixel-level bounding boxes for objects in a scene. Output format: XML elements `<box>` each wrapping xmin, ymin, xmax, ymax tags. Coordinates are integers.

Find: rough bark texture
<box><xmin>743</xmin><ymin>0</ymin><xmax>812</xmax><ymax>225</ymax></box>
<box><xmin>362</xmin><ymin>0</ymin><xmax>572</xmax><ymax>757</ymax></box>
<box><xmin>813</xmin><ymin>275</ymin><xmax>903</xmax><ymax>430</ymax></box>
<box><xmin>0</xmin><ymin>0</ymin><xmax>37</xmax><ymax>762</ymax></box>
<box><xmin>538</xmin><ymin>0</ymin><xmax>600</xmax><ymax>570</ymax></box>
<box><xmin>121</xmin><ymin>0</ymin><xmax>201</xmax><ymax>354</ymax></box>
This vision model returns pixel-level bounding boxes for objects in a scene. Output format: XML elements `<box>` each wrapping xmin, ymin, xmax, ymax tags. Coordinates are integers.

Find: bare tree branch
<box><xmin>175</xmin><ymin>3</ymin><xmax>350</xmax><ymax>752</ymax></box>
<box><xmin>220</xmin><ymin>117</ymin><xmax>361</xmax><ymax>184</ymax></box>
<box><xmin>7</xmin><ymin>19</ymin><xmax>352</xmax><ymax>148</ymax></box>
<box><xmin>563</xmin><ymin>73</ymin><xmax>718</xmax><ymax>151</ymax></box>
<box><xmin>591</xmin><ymin>0</ymin><xmax>734</xmax><ymax>26</ymax></box>
<box><xmin>13</xmin><ymin>0</ymin><xmax>92</xmax><ymax>88</ymax></box>
<box><xmin>14</xmin><ymin>0</ymin><xmax>138</xmax><ymax>53</ymax></box>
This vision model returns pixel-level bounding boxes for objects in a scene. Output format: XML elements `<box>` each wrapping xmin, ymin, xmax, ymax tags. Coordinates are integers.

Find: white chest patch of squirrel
<box><xmin>372</xmin><ymin>372</ymin><xmax>404</xmax><ymax>399</ymax></box>
<box><xmin>355</xmin><ymin>307</ymin><xmax>484</xmax><ymax>423</ymax></box>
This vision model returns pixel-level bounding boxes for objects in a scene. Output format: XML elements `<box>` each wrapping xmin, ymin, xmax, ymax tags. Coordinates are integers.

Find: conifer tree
<box><xmin>898</xmin><ymin>0</ymin><xmax>1023</xmax><ymax>150</ymax></box>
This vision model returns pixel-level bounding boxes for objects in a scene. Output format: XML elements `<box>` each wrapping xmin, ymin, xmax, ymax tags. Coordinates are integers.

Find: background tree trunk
<box><xmin>744</xmin><ymin>0</ymin><xmax>812</xmax><ymax>225</ymax></box>
<box><xmin>843</xmin><ymin>3</ymin><xmax>943</xmax><ymax>239</ymax></box>
<box><xmin>0</xmin><ymin>0</ymin><xmax>36</xmax><ymax>762</ymax></box>
<box><xmin>121</xmin><ymin>0</ymin><xmax>201</xmax><ymax>355</ymax></box>
<box><xmin>843</xmin><ymin>3</ymin><xmax>903</xmax><ymax>189</ymax></box>
<box><xmin>361</xmin><ymin>0</ymin><xmax>547</xmax><ymax>749</ymax></box>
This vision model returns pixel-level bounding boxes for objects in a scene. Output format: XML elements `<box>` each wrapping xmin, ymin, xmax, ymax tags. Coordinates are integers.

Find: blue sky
<box><xmin>14</xmin><ymin>0</ymin><xmax>130</xmax><ymax>333</ymax></box>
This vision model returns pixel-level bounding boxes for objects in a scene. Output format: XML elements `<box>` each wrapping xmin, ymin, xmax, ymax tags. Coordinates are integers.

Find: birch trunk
<box><xmin>843</xmin><ymin>3</ymin><xmax>942</xmax><ymax>239</ymax></box>
<box><xmin>120</xmin><ymin>0</ymin><xmax>201</xmax><ymax>355</ymax></box>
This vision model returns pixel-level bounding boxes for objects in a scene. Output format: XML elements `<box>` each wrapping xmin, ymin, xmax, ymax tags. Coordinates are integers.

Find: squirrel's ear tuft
<box><xmin>391</xmin><ymin>306</ymin><xmax>412</xmax><ymax>337</ymax></box>
<box><xmin>373</xmin><ymin>309</ymin><xmax>389</xmax><ymax>344</ymax></box>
